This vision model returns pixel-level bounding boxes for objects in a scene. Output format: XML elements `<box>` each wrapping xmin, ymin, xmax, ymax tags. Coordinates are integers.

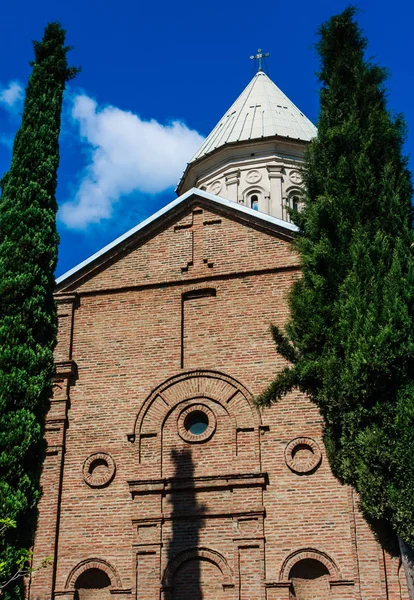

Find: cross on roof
<box><xmin>250</xmin><ymin>48</ymin><xmax>270</xmax><ymax>72</ymax></box>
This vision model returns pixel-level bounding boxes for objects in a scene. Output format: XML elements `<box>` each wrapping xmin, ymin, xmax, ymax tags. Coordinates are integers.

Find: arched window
<box><xmin>250</xmin><ymin>194</ymin><xmax>259</xmax><ymax>211</ymax></box>
<box><xmin>289</xmin><ymin>559</ymin><xmax>330</xmax><ymax>600</ymax></box>
<box><xmin>173</xmin><ymin>557</ymin><xmax>224</xmax><ymax>600</ymax></box>
<box><xmin>290</xmin><ymin>194</ymin><xmax>300</xmax><ymax>211</ymax></box>
<box><xmin>285</xmin><ymin>191</ymin><xmax>303</xmax><ymax>222</ymax></box>
<box><xmin>75</xmin><ymin>568</ymin><xmax>111</xmax><ymax>600</ymax></box>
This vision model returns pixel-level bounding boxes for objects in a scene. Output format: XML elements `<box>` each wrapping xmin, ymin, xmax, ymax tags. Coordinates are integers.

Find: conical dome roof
<box><xmin>190</xmin><ymin>71</ymin><xmax>316</xmax><ymax>163</ymax></box>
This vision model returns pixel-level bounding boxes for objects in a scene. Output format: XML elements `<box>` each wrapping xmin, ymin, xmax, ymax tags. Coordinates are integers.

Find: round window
<box><xmin>178</xmin><ymin>404</ymin><xmax>216</xmax><ymax>443</ymax></box>
<box><xmin>184</xmin><ymin>411</ymin><xmax>209</xmax><ymax>435</ymax></box>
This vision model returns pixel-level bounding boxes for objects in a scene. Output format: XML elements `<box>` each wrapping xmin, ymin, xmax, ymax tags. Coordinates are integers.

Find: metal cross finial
<box><xmin>250</xmin><ymin>48</ymin><xmax>270</xmax><ymax>72</ymax></box>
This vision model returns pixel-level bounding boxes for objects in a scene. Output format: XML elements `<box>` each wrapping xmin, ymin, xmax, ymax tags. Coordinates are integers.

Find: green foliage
<box><xmin>0</xmin><ymin>518</ymin><xmax>52</xmax><ymax>592</ymax></box>
<box><xmin>257</xmin><ymin>7</ymin><xmax>414</xmax><ymax>548</ymax></box>
<box><xmin>0</xmin><ymin>23</ymin><xmax>77</xmax><ymax>598</ymax></box>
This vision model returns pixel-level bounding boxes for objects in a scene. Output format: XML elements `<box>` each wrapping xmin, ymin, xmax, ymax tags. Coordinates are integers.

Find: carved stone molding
<box><xmin>289</xmin><ymin>169</ymin><xmax>303</xmax><ymax>184</ymax></box>
<box><xmin>225</xmin><ymin>169</ymin><xmax>240</xmax><ymax>186</ymax></box>
<box><xmin>246</xmin><ymin>169</ymin><xmax>262</xmax><ymax>184</ymax></box>
<box><xmin>266</xmin><ymin>165</ymin><xmax>284</xmax><ymax>179</ymax></box>
<box><xmin>209</xmin><ymin>180</ymin><xmax>222</xmax><ymax>195</ymax></box>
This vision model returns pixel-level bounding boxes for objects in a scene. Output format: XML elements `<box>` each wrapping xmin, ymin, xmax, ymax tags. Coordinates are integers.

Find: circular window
<box><xmin>184</xmin><ymin>411</ymin><xmax>209</xmax><ymax>435</ymax></box>
<box><xmin>178</xmin><ymin>404</ymin><xmax>216</xmax><ymax>443</ymax></box>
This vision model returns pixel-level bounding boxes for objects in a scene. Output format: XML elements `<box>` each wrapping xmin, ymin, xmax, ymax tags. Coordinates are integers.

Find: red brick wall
<box><xmin>173</xmin><ymin>559</ymin><xmax>225</xmax><ymax>599</ymax></box>
<box><xmin>30</xmin><ymin>203</ymin><xmax>404</xmax><ymax>600</ymax></box>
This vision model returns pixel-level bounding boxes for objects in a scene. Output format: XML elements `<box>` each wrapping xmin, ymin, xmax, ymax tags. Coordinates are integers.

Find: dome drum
<box><xmin>177</xmin><ymin>70</ymin><xmax>316</xmax><ymax>227</ymax></box>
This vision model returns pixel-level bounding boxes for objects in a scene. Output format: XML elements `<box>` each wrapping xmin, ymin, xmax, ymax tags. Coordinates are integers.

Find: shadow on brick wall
<box><xmin>167</xmin><ymin>448</ymin><xmax>205</xmax><ymax>599</ymax></box>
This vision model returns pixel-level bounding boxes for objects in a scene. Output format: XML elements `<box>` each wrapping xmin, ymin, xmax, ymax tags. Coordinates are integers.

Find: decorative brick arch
<box><xmin>279</xmin><ymin>548</ymin><xmax>341</xmax><ymax>581</ymax></box>
<box><xmin>130</xmin><ymin>369</ymin><xmax>260</xmax><ymax>443</ymax></box>
<box><xmin>163</xmin><ymin>547</ymin><xmax>233</xmax><ymax>588</ymax></box>
<box><xmin>65</xmin><ymin>558</ymin><xmax>122</xmax><ymax>590</ymax></box>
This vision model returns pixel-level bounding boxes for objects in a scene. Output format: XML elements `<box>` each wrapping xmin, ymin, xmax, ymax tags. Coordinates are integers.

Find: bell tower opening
<box><xmin>250</xmin><ymin>194</ymin><xmax>259</xmax><ymax>210</ymax></box>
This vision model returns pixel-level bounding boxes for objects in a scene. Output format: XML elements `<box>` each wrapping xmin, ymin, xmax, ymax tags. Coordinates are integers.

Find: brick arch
<box><xmin>163</xmin><ymin>547</ymin><xmax>233</xmax><ymax>588</ymax></box>
<box><xmin>65</xmin><ymin>558</ymin><xmax>122</xmax><ymax>590</ymax></box>
<box><xmin>279</xmin><ymin>548</ymin><xmax>341</xmax><ymax>581</ymax></box>
<box><xmin>131</xmin><ymin>369</ymin><xmax>260</xmax><ymax>442</ymax></box>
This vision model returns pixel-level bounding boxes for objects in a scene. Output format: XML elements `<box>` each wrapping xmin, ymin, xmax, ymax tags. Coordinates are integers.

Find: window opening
<box><xmin>250</xmin><ymin>194</ymin><xmax>259</xmax><ymax>211</ymax></box>
<box><xmin>184</xmin><ymin>411</ymin><xmax>209</xmax><ymax>436</ymax></box>
<box><xmin>289</xmin><ymin>559</ymin><xmax>330</xmax><ymax>600</ymax></box>
<box><xmin>75</xmin><ymin>568</ymin><xmax>111</xmax><ymax>599</ymax></box>
<box><xmin>291</xmin><ymin>195</ymin><xmax>300</xmax><ymax>211</ymax></box>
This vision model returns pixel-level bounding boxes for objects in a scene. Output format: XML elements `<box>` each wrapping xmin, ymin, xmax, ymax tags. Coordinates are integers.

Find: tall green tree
<box><xmin>256</xmin><ymin>7</ymin><xmax>414</xmax><ymax>595</ymax></box>
<box><xmin>0</xmin><ymin>23</ymin><xmax>77</xmax><ymax>598</ymax></box>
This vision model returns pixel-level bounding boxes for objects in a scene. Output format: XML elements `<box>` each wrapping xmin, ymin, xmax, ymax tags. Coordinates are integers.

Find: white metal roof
<box><xmin>56</xmin><ymin>187</ymin><xmax>298</xmax><ymax>287</ymax></box>
<box><xmin>190</xmin><ymin>71</ymin><xmax>317</xmax><ymax>163</ymax></box>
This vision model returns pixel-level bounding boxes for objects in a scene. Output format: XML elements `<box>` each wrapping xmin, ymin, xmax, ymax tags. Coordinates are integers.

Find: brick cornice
<box><xmin>128</xmin><ymin>472</ymin><xmax>267</xmax><ymax>497</ymax></box>
<box><xmin>54</xmin><ymin>360</ymin><xmax>78</xmax><ymax>380</ymax></box>
<box><xmin>54</xmin><ymin>292</ymin><xmax>79</xmax><ymax>306</ymax></box>
<box><xmin>132</xmin><ymin>507</ymin><xmax>265</xmax><ymax>525</ymax></box>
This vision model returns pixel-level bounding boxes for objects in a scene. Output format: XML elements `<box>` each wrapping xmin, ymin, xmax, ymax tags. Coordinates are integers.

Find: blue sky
<box><xmin>0</xmin><ymin>0</ymin><xmax>412</xmax><ymax>277</ymax></box>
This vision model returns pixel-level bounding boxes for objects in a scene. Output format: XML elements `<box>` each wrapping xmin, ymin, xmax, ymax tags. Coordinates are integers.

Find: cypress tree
<box><xmin>0</xmin><ymin>23</ymin><xmax>77</xmax><ymax>598</ymax></box>
<box><xmin>256</xmin><ymin>7</ymin><xmax>414</xmax><ymax>594</ymax></box>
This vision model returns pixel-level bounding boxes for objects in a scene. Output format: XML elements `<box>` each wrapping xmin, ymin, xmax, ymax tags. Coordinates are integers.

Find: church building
<box><xmin>30</xmin><ymin>64</ymin><xmax>409</xmax><ymax>599</ymax></box>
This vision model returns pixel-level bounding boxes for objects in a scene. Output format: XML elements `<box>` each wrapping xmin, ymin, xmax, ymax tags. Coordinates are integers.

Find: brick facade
<box><xmin>29</xmin><ymin>194</ymin><xmax>408</xmax><ymax>599</ymax></box>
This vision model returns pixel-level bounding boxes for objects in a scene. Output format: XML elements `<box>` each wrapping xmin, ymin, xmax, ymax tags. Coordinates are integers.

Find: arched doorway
<box><xmin>289</xmin><ymin>558</ymin><xmax>330</xmax><ymax>600</ymax></box>
<box><xmin>74</xmin><ymin>568</ymin><xmax>111</xmax><ymax>600</ymax></box>
<box><xmin>172</xmin><ymin>557</ymin><xmax>225</xmax><ymax>600</ymax></box>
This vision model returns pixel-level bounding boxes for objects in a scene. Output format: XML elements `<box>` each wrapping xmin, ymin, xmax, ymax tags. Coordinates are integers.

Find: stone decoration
<box><xmin>82</xmin><ymin>452</ymin><xmax>116</xmax><ymax>488</ymax></box>
<box><xmin>289</xmin><ymin>169</ymin><xmax>303</xmax><ymax>184</ymax></box>
<box><xmin>284</xmin><ymin>437</ymin><xmax>322</xmax><ymax>474</ymax></box>
<box><xmin>209</xmin><ymin>180</ymin><xmax>222</xmax><ymax>195</ymax></box>
<box><xmin>246</xmin><ymin>169</ymin><xmax>262</xmax><ymax>184</ymax></box>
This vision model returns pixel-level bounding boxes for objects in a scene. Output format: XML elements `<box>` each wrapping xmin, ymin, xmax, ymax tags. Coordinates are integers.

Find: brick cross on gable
<box><xmin>174</xmin><ymin>208</ymin><xmax>222</xmax><ymax>273</ymax></box>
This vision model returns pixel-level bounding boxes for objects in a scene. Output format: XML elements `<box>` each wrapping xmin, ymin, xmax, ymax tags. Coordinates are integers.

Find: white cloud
<box><xmin>59</xmin><ymin>94</ymin><xmax>204</xmax><ymax>230</ymax></box>
<box><xmin>0</xmin><ymin>81</ymin><xmax>24</xmax><ymax>111</ymax></box>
